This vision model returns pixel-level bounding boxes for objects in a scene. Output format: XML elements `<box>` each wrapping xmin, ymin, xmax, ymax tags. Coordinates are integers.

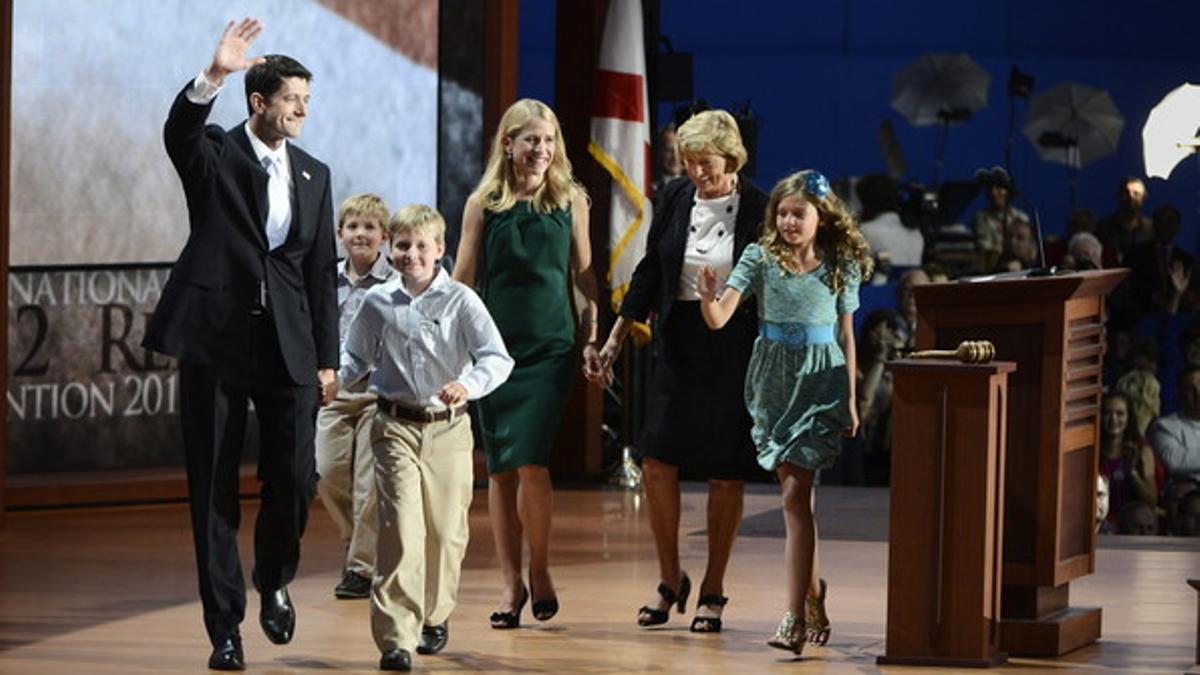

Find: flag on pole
<box><xmin>588</xmin><ymin>0</ymin><xmax>652</xmax><ymax>341</ymax></box>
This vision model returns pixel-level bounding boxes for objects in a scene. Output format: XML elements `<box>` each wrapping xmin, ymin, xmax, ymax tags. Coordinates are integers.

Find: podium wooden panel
<box><xmin>879</xmin><ymin>359</ymin><xmax>1013</xmax><ymax>668</ymax></box>
<box><xmin>912</xmin><ymin>269</ymin><xmax>1126</xmax><ymax>656</ymax></box>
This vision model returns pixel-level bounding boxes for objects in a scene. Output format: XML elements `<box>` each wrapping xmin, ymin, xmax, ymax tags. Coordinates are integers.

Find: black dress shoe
<box><xmin>334</xmin><ymin>570</ymin><xmax>371</xmax><ymax>599</ymax></box>
<box><xmin>260</xmin><ymin>587</ymin><xmax>295</xmax><ymax>644</ymax></box>
<box><xmin>379</xmin><ymin>648</ymin><xmax>412</xmax><ymax>671</ymax></box>
<box><xmin>416</xmin><ymin>622</ymin><xmax>449</xmax><ymax>655</ymax></box>
<box><xmin>208</xmin><ymin>633</ymin><xmax>244</xmax><ymax>671</ymax></box>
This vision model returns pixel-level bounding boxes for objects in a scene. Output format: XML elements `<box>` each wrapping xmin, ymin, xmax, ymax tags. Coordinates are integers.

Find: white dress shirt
<box><xmin>187</xmin><ymin>71</ymin><xmax>293</xmax><ymax>250</ymax></box>
<box><xmin>1149</xmin><ymin>413</ymin><xmax>1200</xmax><ymax>482</ymax></box>
<box><xmin>860</xmin><ymin>211</ymin><xmax>924</xmax><ymax>267</ymax></box>
<box><xmin>339</xmin><ymin>268</ymin><xmax>514</xmax><ymax>408</ymax></box>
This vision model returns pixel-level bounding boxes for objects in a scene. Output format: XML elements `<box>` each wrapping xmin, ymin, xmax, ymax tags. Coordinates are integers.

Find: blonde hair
<box><xmin>471</xmin><ymin>99</ymin><xmax>583</xmax><ymax>214</ymax></box>
<box><xmin>1115</xmin><ymin>369</ymin><xmax>1161</xmax><ymax>437</ymax></box>
<box><xmin>338</xmin><ymin>193</ymin><xmax>390</xmax><ymax>230</ymax></box>
<box><xmin>389</xmin><ymin>204</ymin><xmax>446</xmax><ymax>245</ymax></box>
<box><xmin>676</xmin><ymin>109</ymin><xmax>747</xmax><ymax>173</ymax></box>
<box><xmin>760</xmin><ymin>170</ymin><xmax>873</xmax><ymax>294</ymax></box>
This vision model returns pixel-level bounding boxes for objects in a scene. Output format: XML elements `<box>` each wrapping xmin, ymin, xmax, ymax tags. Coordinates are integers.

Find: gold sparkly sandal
<box><xmin>767</xmin><ymin>610</ymin><xmax>806</xmax><ymax>655</ymax></box>
<box><xmin>805</xmin><ymin>578</ymin><xmax>831</xmax><ymax>645</ymax></box>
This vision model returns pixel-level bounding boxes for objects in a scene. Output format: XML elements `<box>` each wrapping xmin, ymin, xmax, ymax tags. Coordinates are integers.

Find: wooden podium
<box><xmin>879</xmin><ymin>359</ymin><xmax>1014</xmax><ymax>667</ymax></box>
<box><xmin>912</xmin><ymin>269</ymin><xmax>1127</xmax><ymax>656</ymax></box>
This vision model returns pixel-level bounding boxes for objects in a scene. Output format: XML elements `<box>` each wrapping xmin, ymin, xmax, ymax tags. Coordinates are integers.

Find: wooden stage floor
<box><xmin>0</xmin><ymin>484</ymin><xmax>1197</xmax><ymax>673</ymax></box>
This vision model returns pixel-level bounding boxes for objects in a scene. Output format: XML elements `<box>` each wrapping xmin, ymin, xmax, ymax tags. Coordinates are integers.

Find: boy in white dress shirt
<box><xmin>339</xmin><ymin>204</ymin><xmax>513</xmax><ymax>671</ymax></box>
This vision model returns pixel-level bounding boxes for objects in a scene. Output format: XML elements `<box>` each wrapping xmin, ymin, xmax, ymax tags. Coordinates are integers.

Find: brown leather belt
<box><xmin>380</xmin><ymin>399</ymin><xmax>467</xmax><ymax>424</ymax></box>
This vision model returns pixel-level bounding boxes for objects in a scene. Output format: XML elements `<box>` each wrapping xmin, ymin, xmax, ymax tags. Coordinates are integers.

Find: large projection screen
<box><xmin>6</xmin><ymin>0</ymin><xmax>443</xmax><ymax>476</ymax></box>
<box><xmin>10</xmin><ymin>0</ymin><xmax>438</xmax><ymax>266</ymax></box>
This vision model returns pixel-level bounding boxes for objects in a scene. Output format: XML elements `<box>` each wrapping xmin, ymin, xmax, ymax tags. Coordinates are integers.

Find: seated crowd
<box><xmin>821</xmin><ymin>170</ymin><xmax>1200</xmax><ymax>536</ymax></box>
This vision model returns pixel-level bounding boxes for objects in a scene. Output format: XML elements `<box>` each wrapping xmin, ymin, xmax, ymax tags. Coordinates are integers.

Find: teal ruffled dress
<box><xmin>725</xmin><ymin>244</ymin><xmax>860</xmax><ymax>471</ymax></box>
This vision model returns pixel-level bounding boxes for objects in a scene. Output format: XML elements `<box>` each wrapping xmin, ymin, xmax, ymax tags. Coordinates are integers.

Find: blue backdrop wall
<box><xmin>517</xmin><ymin>0</ymin><xmax>1200</xmax><ymax>252</ymax></box>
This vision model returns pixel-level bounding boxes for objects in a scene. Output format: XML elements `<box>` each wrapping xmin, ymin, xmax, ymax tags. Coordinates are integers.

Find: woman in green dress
<box><xmin>453</xmin><ymin>99</ymin><xmax>603</xmax><ymax>628</ymax></box>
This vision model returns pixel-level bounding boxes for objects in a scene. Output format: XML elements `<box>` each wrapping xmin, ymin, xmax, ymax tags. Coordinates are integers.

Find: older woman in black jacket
<box><xmin>593</xmin><ymin>109</ymin><xmax>766</xmax><ymax>633</ymax></box>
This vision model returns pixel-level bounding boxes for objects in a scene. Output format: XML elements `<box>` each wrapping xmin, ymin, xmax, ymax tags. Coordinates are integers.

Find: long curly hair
<box><xmin>471</xmin><ymin>99</ymin><xmax>583</xmax><ymax>214</ymax></box>
<box><xmin>760</xmin><ymin>170</ymin><xmax>872</xmax><ymax>294</ymax></box>
<box><xmin>1101</xmin><ymin>391</ymin><xmax>1144</xmax><ymax>459</ymax></box>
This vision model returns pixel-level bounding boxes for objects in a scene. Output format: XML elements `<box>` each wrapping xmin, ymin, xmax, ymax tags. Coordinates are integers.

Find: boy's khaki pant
<box><xmin>315</xmin><ymin>392</ymin><xmax>378</xmax><ymax>578</ymax></box>
<box><xmin>370</xmin><ymin>409</ymin><xmax>474</xmax><ymax>653</ymax></box>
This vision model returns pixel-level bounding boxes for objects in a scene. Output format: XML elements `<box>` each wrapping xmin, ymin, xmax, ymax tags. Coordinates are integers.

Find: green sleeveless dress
<box><xmin>477</xmin><ymin>201</ymin><xmax>576</xmax><ymax>473</ymax></box>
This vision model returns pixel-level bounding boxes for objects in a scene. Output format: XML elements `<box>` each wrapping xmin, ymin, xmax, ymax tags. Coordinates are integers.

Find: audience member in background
<box><xmin>1003</xmin><ymin>218</ymin><xmax>1039</xmax><ymax>269</ymax></box>
<box><xmin>921</xmin><ymin>261</ymin><xmax>950</xmax><ymax>283</ymax></box>
<box><xmin>317</xmin><ymin>193</ymin><xmax>395</xmax><ymax>601</ymax></box>
<box><xmin>1148</xmin><ymin>367</ymin><xmax>1200</xmax><ymax>483</ymax></box>
<box><xmin>1099</xmin><ymin>392</ymin><xmax>1162</xmax><ymax>532</ymax></box>
<box><xmin>651</xmin><ymin>123</ymin><xmax>685</xmax><ymax>203</ymax></box>
<box><xmin>857</xmin><ymin>174</ymin><xmax>924</xmax><ymax>269</ymax></box>
<box><xmin>1127</xmin><ymin>204</ymin><xmax>1196</xmax><ymax>316</ymax></box>
<box><xmin>1129</xmin><ymin>337</ymin><xmax>1159</xmax><ymax>375</ymax></box>
<box><xmin>1164</xmin><ymin>479</ymin><xmax>1200</xmax><ymax>534</ymax></box>
<box><xmin>856</xmin><ymin>309</ymin><xmax>905</xmax><ymax>487</ymax></box>
<box><xmin>1096</xmin><ymin>475</ymin><xmax>1111</xmax><ymax>533</ymax></box>
<box><xmin>1116</xmin><ymin>500</ymin><xmax>1158</xmax><ymax>535</ymax></box>
<box><xmin>894</xmin><ymin>268</ymin><xmax>929</xmax><ymax>349</ymax></box>
<box><xmin>1046</xmin><ymin>208</ymin><xmax>1099</xmax><ymax>267</ymax></box>
<box><xmin>1103</xmin><ymin>325</ymin><xmax>1134</xmax><ymax>388</ymax></box>
<box><xmin>1061</xmin><ymin>232</ymin><xmax>1104</xmax><ymax>271</ymax></box>
<box><xmin>1097</xmin><ymin>176</ymin><xmax>1152</xmax><ymax>264</ymax></box>
<box><xmin>993</xmin><ymin>253</ymin><xmax>1025</xmax><ymax>273</ymax></box>
<box><xmin>971</xmin><ymin>167</ymin><xmax>1028</xmax><ymax>272</ymax></box>
<box><xmin>1116</xmin><ymin>368</ymin><xmax>1161</xmax><ymax>437</ymax></box>
<box><xmin>1173</xmin><ymin>491</ymin><xmax>1200</xmax><ymax>536</ymax></box>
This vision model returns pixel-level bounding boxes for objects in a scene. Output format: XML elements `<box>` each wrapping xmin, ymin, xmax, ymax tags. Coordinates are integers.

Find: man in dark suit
<box><xmin>143</xmin><ymin>18</ymin><xmax>339</xmax><ymax>670</ymax></box>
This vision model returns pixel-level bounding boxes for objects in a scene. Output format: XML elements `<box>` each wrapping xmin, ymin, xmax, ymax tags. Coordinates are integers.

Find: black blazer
<box><xmin>619</xmin><ymin>176</ymin><xmax>768</xmax><ymax>334</ymax></box>
<box><xmin>143</xmin><ymin>85</ymin><xmax>339</xmax><ymax>385</ymax></box>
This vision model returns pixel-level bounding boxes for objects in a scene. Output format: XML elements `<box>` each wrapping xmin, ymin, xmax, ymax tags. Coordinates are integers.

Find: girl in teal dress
<box><xmin>698</xmin><ymin>170</ymin><xmax>872</xmax><ymax>655</ymax></box>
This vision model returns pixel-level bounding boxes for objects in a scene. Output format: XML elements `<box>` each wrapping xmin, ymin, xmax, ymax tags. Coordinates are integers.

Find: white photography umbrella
<box><xmin>1143</xmin><ymin>83</ymin><xmax>1200</xmax><ymax>179</ymax></box>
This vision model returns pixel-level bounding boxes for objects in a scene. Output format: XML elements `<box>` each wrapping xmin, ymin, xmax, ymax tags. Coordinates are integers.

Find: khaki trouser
<box><xmin>315</xmin><ymin>392</ymin><xmax>379</xmax><ymax>577</ymax></box>
<box><xmin>370</xmin><ymin>408</ymin><xmax>474</xmax><ymax>653</ymax></box>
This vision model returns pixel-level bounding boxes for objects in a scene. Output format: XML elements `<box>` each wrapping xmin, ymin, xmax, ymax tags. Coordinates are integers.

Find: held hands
<box><xmin>206</xmin><ymin>17</ymin><xmax>267</xmax><ymax>84</ymax></box>
<box><xmin>317</xmin><ymin>368</ymin><xmax>338</xmax><ymax>406</ymax></box>
<box><xmin>581</xmin><ymin>342</ymin><xmax>607</xmax><ymax>384</ymax></box>
<box><xmin>696</xmin><ymin>265</ymin><xmax>721</xmax><ymax>302</ymax></box>
<box><xmin>438</xmin><ymin>381</ymin><xmax>469</xmax><ymax>406</ymax></box>
<box><xmin>585</xmin><ymin>339</ymin><xmax>620</xmax><ymax>387</ymax></box>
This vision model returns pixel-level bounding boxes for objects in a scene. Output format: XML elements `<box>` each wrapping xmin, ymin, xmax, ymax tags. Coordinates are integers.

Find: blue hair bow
<box><xmin>804</xmin><ymin>171</ymin><xmax>830</xmax><ymax>198</ymax></box>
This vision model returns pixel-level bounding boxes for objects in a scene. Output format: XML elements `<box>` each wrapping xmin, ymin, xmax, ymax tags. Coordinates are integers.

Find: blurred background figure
<box><xmin>1115</xmin><ymin>368</ymin><xmax>1162</xmax><ymax>438</ymax></box>
<box><xmin>971</xmin><ymin>167</ymin><xmax>1028</xmax><ymax>272</ymax></box>
<box><xmin>1098</xmin><ymin>392</ymin><xmax>1162</xmax><ymax>533</ymax></box>
<box><xmin>1097</xmin><ymin>176</ymin><xmax>1151</xmax><ymax>264</ymax></box>
<box><xmin>856</xmin><ymin>174</ymin><xmax>923</xmax><ymax>270</ymax></box>
<box><xmin>1116</xmin><ymin>500</ymin><xmax>1158</xmax><ymax>535</ymax></box>
<box><xmin>1061</xmin><ymin>232</ymin><xmax>1103</xmax><ymax>271</ymax></box>
<box><xmin>651</xmin><ymin>122</ymin><xmax>684</xmax><ymax>203</ymax></box>
<box><xmin>1002</xmin><ymin>218</ymin><xmax>1039</xmax><ymax>270</ymax></box>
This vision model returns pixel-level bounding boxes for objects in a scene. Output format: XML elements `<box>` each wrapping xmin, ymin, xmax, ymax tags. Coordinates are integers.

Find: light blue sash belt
<box><xmin>760</xmin><ymin>321</ymin><xmax>835</xmax><ymax>346</ymax></box>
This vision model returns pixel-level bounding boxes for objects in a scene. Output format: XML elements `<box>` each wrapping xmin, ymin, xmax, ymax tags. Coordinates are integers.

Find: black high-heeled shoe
<box><xmin>636</xmin><ymin>572</ymin><xmax>691</xmax><ymax>626</ymax></box>
<box><xmin>489</xmin><ymin>585</ymin><xmax>528</xmax><ymax>629</ymax></box>
<box><xmin>689</xmin><ymin>593</ymin><xmax>728</xmax><ymax>633</ymax></box>
<box><xmin>529</xmin><ymin>575</ymin><xmax>559</xmax><ymax>622</ymax></box>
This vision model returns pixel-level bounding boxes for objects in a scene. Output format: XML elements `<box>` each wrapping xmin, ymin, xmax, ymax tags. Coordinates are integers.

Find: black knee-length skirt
<box><xmin>638</xmin><ymin>300</ymin><xmax>767</xmax><ymax>481</ymax></box>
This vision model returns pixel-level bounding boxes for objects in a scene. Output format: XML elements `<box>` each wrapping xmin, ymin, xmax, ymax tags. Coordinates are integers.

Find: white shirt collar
<box><xmin>244</xmin><ymin>121</ymin><xmax>289</xmax><ymax>171</ymax></box>
<box><xmin>396</xmin><ymin>266</ymin><xmax>450</xmax><ymax>300</ymax></box>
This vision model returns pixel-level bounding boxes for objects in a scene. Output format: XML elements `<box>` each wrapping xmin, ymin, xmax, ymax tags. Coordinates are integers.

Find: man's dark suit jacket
<box><xmin>619</xmin><ymin>176</ymin><xmax>768</xmax><ymax>336</ymax></box>
<box><xmin>144</xmin><ymin>85</ymin><xmax>339</xmax><ymax>385</ymax></box>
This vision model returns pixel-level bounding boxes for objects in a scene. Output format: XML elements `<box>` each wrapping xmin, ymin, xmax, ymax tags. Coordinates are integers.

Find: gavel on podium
<box><xmin>906</xmin><ymin>340</ymin><xmax>996</xmax><ymax>364</ymax></box>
